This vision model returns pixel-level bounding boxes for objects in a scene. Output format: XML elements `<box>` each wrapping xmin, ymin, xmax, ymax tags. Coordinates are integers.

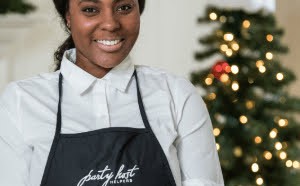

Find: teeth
<box><xmin>97</xmin><ymin>39</ymin><xmax>121</xmax><ymax>46</ymax></box>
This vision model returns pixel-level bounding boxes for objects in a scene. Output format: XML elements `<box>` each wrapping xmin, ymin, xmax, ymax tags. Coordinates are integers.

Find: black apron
<box><xmin>40</xmin><ymin>70</ymin><xmax>177</xmax><ymax>186</ymax></box>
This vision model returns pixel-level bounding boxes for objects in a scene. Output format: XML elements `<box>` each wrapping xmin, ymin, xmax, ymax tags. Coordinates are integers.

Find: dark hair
<box><xmin>52</xmin><ymin>0</ymin><xmax>146</xmax><ymax>70</ymax></box>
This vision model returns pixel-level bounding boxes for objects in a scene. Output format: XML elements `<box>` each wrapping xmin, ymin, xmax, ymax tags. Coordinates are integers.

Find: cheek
<box><xmin>72</xmin><ymin>18</ymin><xmax>97</xmax><ymax>40</ymax></box>
<box><xmin>124</xmin><ymin>18</ymin><xmax>140</xmax><ymax>37</ymax></box>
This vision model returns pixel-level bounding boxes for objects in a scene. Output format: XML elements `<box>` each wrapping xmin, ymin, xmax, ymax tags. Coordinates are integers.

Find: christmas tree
<box><xmin>191</xmin><ymin>6</ymin><xmax>300</xmax><ymax>186</ymax></box>
<box><xmin>0</xmin><ymin>0</ymin><xmax>35</xmax><ymax>14</ymax></box>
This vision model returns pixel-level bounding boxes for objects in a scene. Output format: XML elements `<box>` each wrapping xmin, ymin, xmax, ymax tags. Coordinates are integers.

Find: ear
<box><xmin>65</xmin><ymin>10</ymin><xmax>71</xmax><ymax>26</ymax></box>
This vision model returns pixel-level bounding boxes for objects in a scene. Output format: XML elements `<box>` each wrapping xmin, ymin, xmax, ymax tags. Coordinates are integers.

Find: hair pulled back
<box><xmin>52</xmin><ymin>0</ymin><xmax>145</xmax><ymax>70</ymax></box>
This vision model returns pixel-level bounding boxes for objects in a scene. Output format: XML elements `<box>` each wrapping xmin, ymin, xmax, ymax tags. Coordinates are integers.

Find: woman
<box><xmin>0</xmin><ymin>0</ymin><xmax>224</xmax><ymax>185</ymax></box>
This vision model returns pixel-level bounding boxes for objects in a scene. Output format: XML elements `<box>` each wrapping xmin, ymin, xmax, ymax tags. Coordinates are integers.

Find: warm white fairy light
<box><xmin>251</xmin><ymin>163</ymin><xmax>259</xmax><ymax>172</ymax></box>
<box><xmin>276</xmin><ymin>73</ymin><xmax>284</xmax><ymax>81</ymax></box>
<box><xmin>220</xmin><ymin>16</ymin><xmax>227</xmax><ymax>23</ymax></box>
<box><xmin>256</xmin><ymin>60</ymin><xmax>264</xmax><ymax>68</ymax></box>
<box><xmin>231</xmin><ymin>42</ymin><xmax>240</xmax><ymax>51</ymax></box>
<box><xmin>220</xmin><ymin>44</ymin><xmax>228</xmax><ymax>52</ymax></box>
<box><xmin>226</xmin><ymin>49</ymin><xmax>233</xmax><ymax>57</ymax></box>
<box><xmin>208</xmin><ymin>93</ymin><xmax>217</xmax><ymax>100</ymax></box>
<box><xmin>275</xmin><ymin>142</ymin><xmax>283</xmax><ymax>150</ymax></box>
<box><xmin>278</xmin><ymin>119</ymin><xmax>288</xmax><ymax>127</ymax></box>
<box><xmin>220</xmin><ymin>74</ymin><xmax>230</xmax><ymax>83</ymax></box>
<box><xmin>213</xmin><ymin>128</ymin><xmax>221</xmax><ymax>136</ymax></box>
<box><xmin>231</xmin><ymin>65</ymin><xmax>239</xmax><ymax>74</ymax></box>
<box><xmin>259</xmin><ymin>66</ymin><xmax>266</xmax><ymax>73</ymax></box>
<box><xmin>205</xmin><ymin>77</ymin><xmax>213</xmax><ymax>85</ymax></box>
<box><xmin>224</xmin><ymin>33</ymin><xmax>234</xmax><ymax>41</ymax></box>
<box><xmin>266</xmin><ymin>52</ymin><xmax>273</xmax><ymax>60</ymax></box>
<box><xmin>263</xmin><ymin>151</ymin><xmax>272</xmax><ymax>160</ymax></box>
<box><xmin>254</xmin><ymin>136</ymin><xmax>262</xmax><ymax>144</ymax></box>
<box><xmin>209</xmin><ymin>12</ymin><xmax>218</xmax><ymax>20</ymax></box>
<box><xmin>266</xmin><ymin>34</ymin><xmax>274</xmax><ymax>42</ymax></box>
<box><xmin>279</xmin><ymin>151</ymin><xmax>287</xmax><ymax>160</ymax></box>
<box><xmin>243</xmin><ymin>20</ymin><xmax>251</xmax><ymax>28</ymax></box>
<box><xmin>269</xmin><ymin>128</ymin><xmax>278</xmax><ymax>138</ymax></box>
<box><xmin>232</xmin><ymin>81</ymin><xmax>239</xmax><ymax>91</ymax></box>
<box><xmin>286</xmin><ymin>160</ymin><xmax>293</xmax><ymax>167</ymax></box>
<box><xmin>216</xmin><ymin>143</ymin><xmax>220</xmax><ymax>151</ymax></box>
<box><xmin>293</xmin><ymin>161</ymin><xmax>300</xmax><ymax>169</ymax></box>
<box><xmin>240</xmin><ymin>115</ymin><xmax>248</xmax><ymax>124</ymax></box>
<box><xmin>246</xmin><ymin>100</ymin><xmax>255</xmax><ymax>109</ymax></box>
<box><xmin>233</xmin><ymin>146</ymin><xmax>243</xmax><ymax>157</ymax></box>
<box><xmin>256</xmin><ymin>177</ymin><xmax>264</xmax><ymax>185</ymax></box>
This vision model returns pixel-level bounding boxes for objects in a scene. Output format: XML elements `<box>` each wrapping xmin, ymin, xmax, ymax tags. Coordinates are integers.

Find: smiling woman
<box><xmin>0</xmin><ymin>0</ymin><xmax>224</xmax><ymax>186</ymax></box>
<box><xmin>53</xmin><ymin>0</ymin><xmax>144</xmax><ymax>77</ymax></box>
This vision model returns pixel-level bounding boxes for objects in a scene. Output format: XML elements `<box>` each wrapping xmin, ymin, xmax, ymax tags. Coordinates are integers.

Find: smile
<box><xmin>96</xmin><ymin>39</ymin><xmax>122</xmax><ymax>46</ymax></box>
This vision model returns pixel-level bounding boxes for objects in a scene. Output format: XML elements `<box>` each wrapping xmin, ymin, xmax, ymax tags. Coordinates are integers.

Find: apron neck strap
<box><xmin>55</xmin><ymin>69</ymin><xmax>152</xmax><ymax>136</ymax></box>
<box><xmin>133</xmin><ymin>70</ymin><xmax>152</xmax><ymax>130</ymax></box>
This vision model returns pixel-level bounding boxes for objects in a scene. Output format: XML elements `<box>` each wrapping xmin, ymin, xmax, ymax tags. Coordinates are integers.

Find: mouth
<box><xmin>94</xmin><ymin>38</ymin><xmax>125</xmax><ymax>52</ymax></box>
<box><xmin>96</xmin><ymin>39</ymin><xmax>124</xmax><ymax>46</ymax></box>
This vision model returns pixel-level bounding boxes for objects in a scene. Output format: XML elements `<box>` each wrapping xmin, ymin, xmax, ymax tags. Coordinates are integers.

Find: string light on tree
<box><xmin>263</xmin><ymin>151</ymin><xmax>272</xmax><ymax>160</ymax></box>
<box><xmin>286</xmin><ymin>160</ymin><xmax>293</xmax><ymax>167</ymax></box>
<box><xmin>279</xmin><ymin>151</ymin><xmax>287</xmax><ymax>160</ymax></box>
<box><xmin>220</xmin><ymin>74</ymin><xmax>230</xmax><ymax>83</ymax></box>
<box><xmin>269</xmin><ymin>128</ymin><xmax>278</xmax><ymax>139</ymax></box>
<box><xmin>231</xmin><ymin>42</ymin><xmax>240</xmax><ymax>51</ymax></box>
<box><xmin>254</xmin><ymin>136</ymin><xmax>262</xmax><ymax>144</ymax></box>
<box><xmin>276</xmin><ymin>73</ymin><xmax>284</xmax><ymax>81</ymax></box>
<box><xmin>207</xmin><ymin>92</ymin><xmax>217</xmax><ymax>101</ymax></box>
<box><xmin>278</xmin><ymin>118</ymin><xmax>288</xmax><ymax>127</ymax></box>
<box><xmin>266</xmin><ymin>52</ymin><xmax>274</xmax><ymax>60</ymax></box>
<box><xmin>266</xmin><ymin>34</ymin><xmax>274</xmax><ymax>42</ymax></box>
<box><xmin>239</xmin><ymin>115</ymin><xmax>248</xmax><ymax>124</ymax></box>
<box><xmin>226</xmin><ymin>49</ymin><xmax>233</xmax><ymax>57</ymax></box>
<box><xmin>224</xmin><ymin>33</ymin><xmax>234</xmax><ymax>41</ymax></box>
<box><xmin>275</xmin><ymin>142</ymin><xmax>283</xmax><ymax>150</ymax></box>
<box><xmin>231</xmin><ymin>65</ymin><xmax>239</xmax><ymax>74</ymax></box>
<box><xmin>293</xmin><ymin>161</ymin><xmax>300</xmax><ymax>169</ymax></box>
<box><xmin>232</xmin><ymin>81</ymin><xmax>239</xmax><ymax>91</ymax></box>
<box><xmin>246</xmin><ymin>100</ymin><xmax>255</xmax><ymax>109</ymax></box>
<box><xmin>233</xmin><ymin>146</ymin><xmax>243</xmax><ymax>157</ymax></box>
<box><xmin>219</xmin><ymin>15</ymin><xmax>227</xmax><ymax>23</ymax></box>
<box><xmin>243</xmin><ymin>20</ymin><xmax>251</xmax><ymax>28</ymax></box>
<box><xmin>256</xmin><ymin>60</ymin><xmax>264</xmax><ymax>68</ymax></box>
<box><xmin>209</xmin><ymin>12</ymin><xmax>218</xmax><ymax>20</ymax></box>
<box><xmin>259</xmin><ymin>66</ymin><xmax>266</xmax><ymax>73</ymax></box>
<box><xmin>213</xmin><ymin>128</ymin><xmax>221</xmax><ymax>136</ymax></box>
<box><xmin>216</xmin><ymin>143</ymin><xmax>220</xmax><ymax>151</ymax></box>
<box><xmin>256</xmin><ymin>177</ymin><xmax>264</xmax><ymax>185</ymax></box>
<box><xmin>251</xmin><ymin>163</ymin><xmax>259</xmax><ymax>172</ymax></box>
<box><xmin>220</xmin><ymin>44</ymin><xmax>229</xmax><ymax>52</ymax></box>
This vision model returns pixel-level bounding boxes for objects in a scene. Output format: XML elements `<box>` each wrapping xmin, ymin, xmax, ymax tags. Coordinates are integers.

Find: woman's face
<box><xmin>66</xmin><ymin>0</ymin><xmax>140</xmax><ymax>77</ymax></box>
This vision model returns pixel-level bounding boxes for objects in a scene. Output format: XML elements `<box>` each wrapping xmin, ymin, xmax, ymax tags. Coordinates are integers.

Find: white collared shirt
<box><xmin>0</xmin><ymin>49</ymin><xmax>224</xmax><ymax>186</ymax></box>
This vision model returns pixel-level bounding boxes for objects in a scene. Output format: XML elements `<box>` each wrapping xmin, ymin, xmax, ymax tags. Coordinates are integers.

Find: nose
<box><xmin>100</xmin><ymin>12</ymin><xmax>121</xmax><ymax>32</ymax></box>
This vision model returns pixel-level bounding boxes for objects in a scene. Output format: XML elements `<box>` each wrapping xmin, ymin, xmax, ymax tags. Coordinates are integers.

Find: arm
<box><xmin>0</xmin><ymin>83</ymin><xmax>32</xmax><ymax>186</ymax></box>
<box><xmin>173</xmin><ymin>78</ymin><xmax>224</xmax><ymax>186</ymax></box>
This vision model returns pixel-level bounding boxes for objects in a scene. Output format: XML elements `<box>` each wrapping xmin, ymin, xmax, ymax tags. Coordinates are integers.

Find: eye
<box><xmin>82</xmin><ymin>7</ymin><xmax>98</xmax><ymax>14</ymax></box>
<box><xmin>117</xmin><ymin>4</ymin><xmax>133</xmax><ymax>12</ymax></box>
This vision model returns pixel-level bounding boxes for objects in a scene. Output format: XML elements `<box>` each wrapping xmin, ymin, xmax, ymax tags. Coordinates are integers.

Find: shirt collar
<box><xmin>60</xmin><ymin>48</ymin><xmax>135</xmax><ymax>95</ymax></box>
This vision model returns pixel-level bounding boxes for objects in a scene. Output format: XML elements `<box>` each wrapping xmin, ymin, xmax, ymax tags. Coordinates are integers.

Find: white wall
<box><xmin>0</xmin><ymin>0</ymin><xmax>209</xmax><ymax>91</ymax></box>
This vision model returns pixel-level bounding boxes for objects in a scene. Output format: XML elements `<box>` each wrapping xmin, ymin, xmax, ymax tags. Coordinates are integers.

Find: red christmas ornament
<box><xmin>211</xmin><ymin>60</ymin><xmax>231</xmax><ymax>80</ymax></box>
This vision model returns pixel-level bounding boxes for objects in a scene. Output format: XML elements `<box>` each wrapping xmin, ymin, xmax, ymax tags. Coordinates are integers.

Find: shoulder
<box><xmin>1</xmin><ymin>71</ymin><xmax>60</xmax><ymax>102</ymax></box>
<box><xmin>135</xmin><ymin>65</ymin><xmax>197</xmax><ymax>97</ymax></box>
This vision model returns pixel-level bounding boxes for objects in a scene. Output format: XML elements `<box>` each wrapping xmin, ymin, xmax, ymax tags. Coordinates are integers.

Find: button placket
<box><xmin>93</xmin><ymin>80</ymin><xmax>110</xmax><ymax>128</ymax></box>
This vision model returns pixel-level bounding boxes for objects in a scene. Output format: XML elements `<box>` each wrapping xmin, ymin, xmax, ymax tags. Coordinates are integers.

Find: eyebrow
<box><xmin>79</xmin><ymin>0</ymin><xmax>125</xmax><ymax>3</ymax></box>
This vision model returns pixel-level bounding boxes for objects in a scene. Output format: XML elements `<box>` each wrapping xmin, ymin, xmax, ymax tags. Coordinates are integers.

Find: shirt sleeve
<box><xmin>0</xmin><ymin>82</ymin><xmax>32</xmax><ymax>186</ymax></box>
<box><xmin>173</xmin><ymin>78</ymin><xmax>224</xmax><ymax>186</ymax></box>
